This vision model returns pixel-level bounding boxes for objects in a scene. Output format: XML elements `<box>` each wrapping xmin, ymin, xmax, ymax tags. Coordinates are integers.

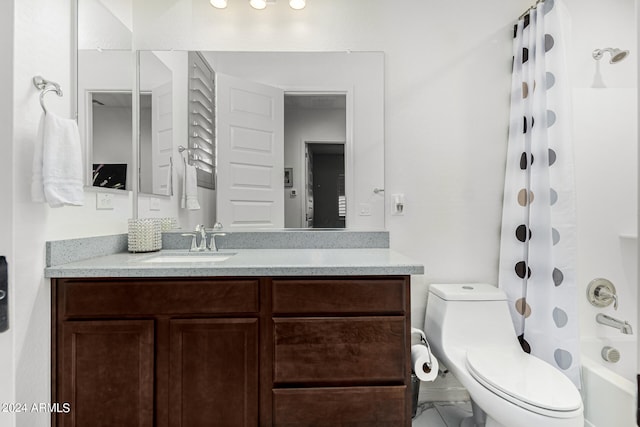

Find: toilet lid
<box><xmin>466</xmin><ymin>348</ymin><xmax>582</xmax><ymax>414</ymax></box>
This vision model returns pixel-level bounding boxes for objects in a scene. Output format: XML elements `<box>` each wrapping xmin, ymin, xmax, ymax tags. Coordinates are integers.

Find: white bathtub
<box><xmin>581</xmin><ymin>337</ymin><xmax>636</xmax><ymax>427</ymax></box>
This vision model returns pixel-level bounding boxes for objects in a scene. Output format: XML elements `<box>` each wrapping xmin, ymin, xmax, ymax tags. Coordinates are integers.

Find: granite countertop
<box><xmin>45</xmin><ymin>248</ymin><xmax>424</xmax><ymax>278</ymax></box>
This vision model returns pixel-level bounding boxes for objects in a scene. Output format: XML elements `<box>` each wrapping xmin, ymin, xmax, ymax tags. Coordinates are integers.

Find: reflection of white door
<box><xmin>151</xmin><ymin>82</ymin><xmax>173</xmax><ymax>195</ymax></box>
<box><xmin>304</xmin><ymin>144</ymin><xmax>313</xmax><ymax>228</ymax></box>
<box><xmin>216</xmin><ymin>73</ymin><xmax>284</xmax><ymax>229</ymax></box>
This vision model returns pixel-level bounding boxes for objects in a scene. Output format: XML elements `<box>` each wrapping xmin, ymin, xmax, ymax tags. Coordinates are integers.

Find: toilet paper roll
<box><xmin>411</xmin><ymin>344</ymin><xmax>439</xmax><ymax>382</ymax></box>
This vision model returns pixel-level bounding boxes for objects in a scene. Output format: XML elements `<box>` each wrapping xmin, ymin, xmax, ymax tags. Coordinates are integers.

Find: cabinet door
<box><xmin>169</xmin><ymin>318</ymin><xmax>259</xmax><ymax>427</ymax></box>
<box><xmin>59</xmin><ymin>320</ymin><xmax>154</xmax><ymax>427</ymax></box>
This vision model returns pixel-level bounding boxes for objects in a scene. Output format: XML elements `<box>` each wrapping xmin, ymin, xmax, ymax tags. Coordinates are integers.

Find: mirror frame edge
<box><xmin>132</xmin><ymin>50</ymin><xmax>140</xmax><ymax>219</ymax></box>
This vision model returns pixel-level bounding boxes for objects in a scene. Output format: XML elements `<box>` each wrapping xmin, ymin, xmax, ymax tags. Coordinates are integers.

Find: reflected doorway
<box><xmin>304</xmin><ymin>143</ymin><xmax>345</xmax><ymax>228</ymax></box>
<box><xmin>283</xmin><ymin>93</ymin><xmax>347</xmax><ymax>228</ymax></box>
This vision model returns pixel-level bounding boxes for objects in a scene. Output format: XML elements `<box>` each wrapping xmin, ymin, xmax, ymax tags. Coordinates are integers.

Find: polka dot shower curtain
<box><xmin>498</xmin><ymin>0</ymin><xmax>580</xmax><ymax>387</ymax></box>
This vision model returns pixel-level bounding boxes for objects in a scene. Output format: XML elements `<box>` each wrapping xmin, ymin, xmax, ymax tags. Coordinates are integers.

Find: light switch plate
<box><xmin>358</xmin><ymin>203</ymin><xmax>372</xmax><ymax>216</ymax></box>
<box><xmin>392</xmin><ymin>193</ymin><xmax>405</xmax><ymax>215</ymax></box>
<box><xmin>149</xmin><ymin>197</ymin><xmax>161</xmax><ymax>211</ymax></box>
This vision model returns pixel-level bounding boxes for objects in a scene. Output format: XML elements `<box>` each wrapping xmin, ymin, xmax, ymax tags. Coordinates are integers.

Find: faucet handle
<box><xmin>587</xmin><ymin>278</ymin><xmax>618</xmax><ymax>310</ymax></box>
<box><xmin>208</xmin><ymin>233</ymin><xmax>227</xmax><ymax>252</ymax></box>
<box><xmin>181</xmin><ymin>233</ymin><xmax>198</xmax><ymax>252</ymax></box>
<box><xmin>606</xmin><ymin>290</ymin><xmax>619</xmax><ymax>310</ymax></box>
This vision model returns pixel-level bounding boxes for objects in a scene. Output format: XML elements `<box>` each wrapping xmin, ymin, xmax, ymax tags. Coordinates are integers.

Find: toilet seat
<box><xmin>465</xmin><ymin>348</ymin><xmax>582</xmax><ymax>418</ymax></box>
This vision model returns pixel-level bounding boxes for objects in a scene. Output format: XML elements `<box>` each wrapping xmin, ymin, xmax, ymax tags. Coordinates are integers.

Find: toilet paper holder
<box><xmin>411</xmin><ymin>328</ymin><xmax>433</xmax><ymax>369</ymax></box>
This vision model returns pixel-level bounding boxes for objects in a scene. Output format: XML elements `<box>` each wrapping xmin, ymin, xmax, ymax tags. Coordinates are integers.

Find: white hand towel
<box><xmin>181</xmin><ymin>158</ymin><xmax>200</xmax><ymax>210</ymax></box>
<box><xmin>31</xmin><ymin>114</ymin><xmax>46</xmax><ymax>203</ymax></box>
<box><xmin>32</xmin><ymin>112</ymin><xmax>84</xmax><ymax>207</ymax></box>
<box><xmin>166</xmin><ymin>157</ymin><xmax>173</xmax><ymax>196</ymax></box>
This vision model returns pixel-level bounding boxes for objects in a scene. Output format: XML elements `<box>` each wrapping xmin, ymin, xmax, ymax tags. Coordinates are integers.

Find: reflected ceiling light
<box><xmin>211</xmin><ymin>0</ymin><xmax>305</xmax><ymax>10</ymax></box>
<box><xmin>289</xmin><ymin>0</ymin><xmax>305</xmax><ymax>9</ymax></box>
<box><xmin>249</xmin><ymin>0</ymin><xmax>267</xmax><ymax>9</ymax></box>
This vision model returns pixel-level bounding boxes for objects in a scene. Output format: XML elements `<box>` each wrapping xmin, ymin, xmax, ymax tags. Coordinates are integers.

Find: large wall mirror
<box><xmin>77</xmin><ymin>1</ymin><xmax>386</xmax><ymax>230</ymax></box>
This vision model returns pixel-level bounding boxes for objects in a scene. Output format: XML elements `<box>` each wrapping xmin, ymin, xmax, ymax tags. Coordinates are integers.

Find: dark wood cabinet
<box><xmin>168</xmin><ymin>318</ymin><xmax>259</xmax><ymax>427</ymax></box>
<box><xmin>52</xmin><ymin>275</ymin><xmax>411</xmax><ymax>426</ymax></box>
<box><xmin>59</xmin><ymin>320</ymin><xmax>154</xmax><ymax>427</ymax></box>
<box><xmin>268</xmin><ymin>277</ymin><xmax>411</xmax><ymax>426</ymax></box>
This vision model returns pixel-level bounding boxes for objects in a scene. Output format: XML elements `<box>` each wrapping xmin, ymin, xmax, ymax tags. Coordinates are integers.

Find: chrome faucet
<box><xmin>182</xmin><ymin>225</ymin><xmax>208</xmax><ymax>252</ymax></box>
<box><xmin>196</xmin><ymin>224</ymin><xmax>207</xmax><ymax>251</ymax></box>
<box><xmin>596</xmin><ymin>313</ymin><xmax>633</xmax><ymax>334</ymax></box>
<box><xmin>588</xmin><ymin>279</ymin><xmax>618</xmax><ymax>310</ymax></box>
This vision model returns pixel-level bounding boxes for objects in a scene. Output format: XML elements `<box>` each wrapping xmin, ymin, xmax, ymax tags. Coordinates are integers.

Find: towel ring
<box><xmin>178</xmin><ymin>145</ymin><xmax>196</xmax><ymax>166</ymax></box>
<box><xmin>33</xmin><ymin>76</ymin><xmax>63</xmax><ymax>114</ymax></box>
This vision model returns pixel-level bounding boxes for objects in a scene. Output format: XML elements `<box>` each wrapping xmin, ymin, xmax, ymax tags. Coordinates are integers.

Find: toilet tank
<box><xmin>424</xmin><ymin>283</ymin><xmax>521</xmax><ymax>354</ymax></box>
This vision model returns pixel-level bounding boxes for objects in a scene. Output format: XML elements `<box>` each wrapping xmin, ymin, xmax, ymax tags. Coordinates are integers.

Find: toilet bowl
<box><xmin>424</xmin><ymin>283</ymin><xmax>583</xmax><ymax>427</ymax></box>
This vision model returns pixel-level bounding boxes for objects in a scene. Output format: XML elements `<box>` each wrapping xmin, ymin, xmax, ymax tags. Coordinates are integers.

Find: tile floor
<box><xmin>412</xmin><ymin>401</ymin><xmax>473</xmax><ymax>427</ymax></box>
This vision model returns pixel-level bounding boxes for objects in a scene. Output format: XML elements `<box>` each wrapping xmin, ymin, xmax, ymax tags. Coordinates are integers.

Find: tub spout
<box><xmin>596</xmin><ymin>313</ymin><xmax>633</xmax><ymax>334</ymax></box>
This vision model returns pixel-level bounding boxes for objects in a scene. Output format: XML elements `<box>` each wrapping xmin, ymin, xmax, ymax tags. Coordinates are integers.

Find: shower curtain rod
<box><xmin>518</xmin><ymin>0</ymin><xmax>544</xmax><ymax>20</ymax></box>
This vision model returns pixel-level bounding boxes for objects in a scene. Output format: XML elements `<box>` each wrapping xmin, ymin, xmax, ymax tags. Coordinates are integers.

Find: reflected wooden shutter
<box><xmin>188</xmin><ymin>52</ymin><xmax>215</xmax><ymax>189</ymax></box>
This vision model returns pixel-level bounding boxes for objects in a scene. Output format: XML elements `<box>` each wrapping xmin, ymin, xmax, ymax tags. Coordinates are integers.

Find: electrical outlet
<box><xmin>358</xmin><ymin>203</ymin><xmax>372</xmax><ymax>216</ymax></box>
<box><xmin>96</xmin><ymin>193</ymin><xmax>114</xmax><ymax>210</ymax></box>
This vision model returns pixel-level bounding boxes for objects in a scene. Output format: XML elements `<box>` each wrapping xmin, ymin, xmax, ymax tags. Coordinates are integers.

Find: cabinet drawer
<box><xmin>59</xmin><ymin>278</ymin><xmax>259</xmax><ymax>317</ymax></box>
<box><xmin>273</xmin><ymin>386</ymin><xmax>407</xmax><ymax>426</ymax></box>
<box><xmin>272</xmin><ymin>277</ymin><xmax>407</xmax><ymax>314</ymax></box>
<box><xmin>273</xmin><ymin>317</ymin><xmax>406</xmax><ymax>384</ymax></box>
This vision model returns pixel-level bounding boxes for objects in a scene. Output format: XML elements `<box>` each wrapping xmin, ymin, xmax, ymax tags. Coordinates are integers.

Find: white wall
<box><xmin>0</xmin><ymin>0</ymin><xmax>15</xmax><ymax>425</ymax></box>
<box><xmin>574</xmin><ymin>89</ymin><xmax>637</xmax><ymax>338</ymax></box>
<box><xmin>78</xmin><ymin>0</ymin><xmax>131</xmax><ymax>50</ymax></box>
<box><xmin>563</xmin><ymin>0</ymin><xmax>637</xmax><ymax>345</ymax></box>
<box><xmin>565</xmin><ymin>0</ymin><xmax>636</xmax><ymax>89</ymax></box>
<box><xmin>12</xmin><ymin>1</ymin><xmax>73</xmax><ymax>425</ymax></box>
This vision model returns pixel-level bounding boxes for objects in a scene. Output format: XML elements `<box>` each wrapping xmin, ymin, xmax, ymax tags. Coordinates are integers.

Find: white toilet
<box><xmin>424</xmin><ymin>283</ymin><xmax>583</xmax><ymax>427</ymax></box>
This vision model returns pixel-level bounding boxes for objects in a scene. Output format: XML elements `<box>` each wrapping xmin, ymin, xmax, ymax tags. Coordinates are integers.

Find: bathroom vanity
<box><xmin>46</xmin><ymin>233</ymin><xmax>423</xmax><ymax>427</ymax></box>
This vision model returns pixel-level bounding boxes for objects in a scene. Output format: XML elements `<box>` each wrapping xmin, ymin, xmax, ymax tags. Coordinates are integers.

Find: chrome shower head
<box><xmin>593</xmin><ymin>47</ymin><xmax>629</xmax><ymax>64</ymax></box>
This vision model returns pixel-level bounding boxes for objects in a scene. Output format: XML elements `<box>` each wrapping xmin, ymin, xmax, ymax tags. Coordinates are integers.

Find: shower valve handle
<box><xmin>595</xmin><ymin>287</ymin><xmax>618</xmax><ymax>310</ymax></box>
<box><xmin>587</xmin><ymin>278</ymin><xmax>618</xmax><ymax>310</ymax></box>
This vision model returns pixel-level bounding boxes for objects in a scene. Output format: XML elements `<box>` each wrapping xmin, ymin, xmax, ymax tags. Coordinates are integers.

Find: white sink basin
<box><xmin>140</xmin><ymin>252</ymin><xmax>236</xmax><ymax>263</ymax></box>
